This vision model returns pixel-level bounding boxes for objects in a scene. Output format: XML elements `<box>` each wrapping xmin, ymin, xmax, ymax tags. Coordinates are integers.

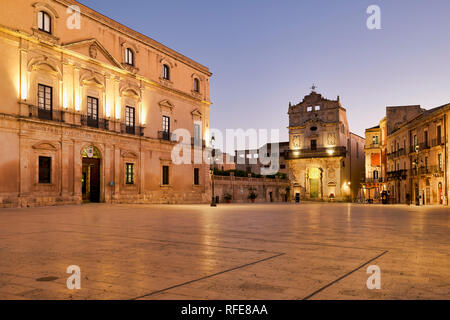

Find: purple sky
<box><xmin>79</xmin><ymin>0</ymin><xmax>450</xmax><ymax>142</ymax></box>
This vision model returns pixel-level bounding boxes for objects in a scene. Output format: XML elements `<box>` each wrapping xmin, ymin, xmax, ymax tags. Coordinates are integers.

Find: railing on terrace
<box><xmin>285</xmin><ymin>146</ymin><xmax>347</xmax><ymax>159</ymax></box>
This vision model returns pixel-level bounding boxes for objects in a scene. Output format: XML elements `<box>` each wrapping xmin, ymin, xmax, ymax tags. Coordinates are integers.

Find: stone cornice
<box><xmin>53</xmin><ymin>0</ymin><xmax>212</xmax><ymax>77</ymax></box>
<box><xmin>0</xmin><ymin>25</ymin><xmax>213</xmax><ymax>107</ymax></box>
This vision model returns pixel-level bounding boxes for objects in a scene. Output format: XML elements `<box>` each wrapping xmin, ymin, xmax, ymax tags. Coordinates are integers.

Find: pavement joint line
<box><xmin>28</xmin><ymin>229</ymin><xmax>281</xmax><ymax>255</ymax></box>
<box><xmin>301</xmin><ymin>250</ymin><xmax>389</xmax><ymax>300</ymax></box>
<box><xmin>130</xmin><ymin>252</ymin><xmax>286</xmax><ymax>300</ymax></box>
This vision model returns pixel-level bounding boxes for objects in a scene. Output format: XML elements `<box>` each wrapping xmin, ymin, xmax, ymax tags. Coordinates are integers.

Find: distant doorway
<box><xmin>309</xmin><ymin>168</ymin><xmax>320</xmax><ymax>199</ymax></box>
<box><xmin>310</xmin><ymin>179</ymin><xmax>319</xmax><ymax>198</ymax></box>
<box><xmin>82</xmin><ymin>146</ymin><xmax>101</xmax><ymax>203</ymax></box>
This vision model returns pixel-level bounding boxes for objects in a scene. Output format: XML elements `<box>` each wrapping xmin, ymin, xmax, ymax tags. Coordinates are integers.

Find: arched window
<box><xmin>125</xmin><ymin>48</ymin><xmax>134</xmax><ymax>66</ymax></box>
<box><xmin>193</xmin><ymin>78</ymin><xmax>200</xmax><ymax>92</ymax></box>
<box><xmin>38</xmin><ymin>11</ymin><xmax>51</xmax><ymax>33</ymax></box>
<box><xmin>163</xmin><ymin>64</ymin><xmax>170</xmax><ymax>80</ymax></box>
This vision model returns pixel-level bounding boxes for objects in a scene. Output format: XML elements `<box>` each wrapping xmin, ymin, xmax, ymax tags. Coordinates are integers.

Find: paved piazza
<box><xmin>0</xmin><ymin>203</ymin><xmax>448</xmax><ymax>300</ymax></box>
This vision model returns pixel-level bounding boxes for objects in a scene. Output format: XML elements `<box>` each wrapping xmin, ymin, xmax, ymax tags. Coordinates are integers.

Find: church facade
<box><xmin>0</xmin><ymin>0</ymin><xmax>212</xmax><ymax>207</ymax></box>
<box><xmin>286</xmin><ymin>90</ymin><xmax>365</xmax><ymax>201</ymax></box>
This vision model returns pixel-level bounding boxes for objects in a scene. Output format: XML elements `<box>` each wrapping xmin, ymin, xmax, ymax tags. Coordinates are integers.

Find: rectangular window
<box><xmin>425</xmin><ymin>157</ymin><xmax>428</xmax><ymax>169</ymax></box>
<box><xmin>373</xmin><ymin>170</ymin><xmax>379</xmax><ymax>180</ymax></box>
<box><xmin>372</xmin><ymin>135</ymin><xmax>379</xmax><ymax>145</ymax></box>
<box><xmin>194</xmin><ymin>123</ymin><xmax>201</xmax><ymax>140</ymax></box>
<box><xmin>87</xmin><ymin>96</ymin><xmax>99</xmax><ymax>127</ymax></box>
<box><xmin>307</xmin><ymin>106</ymin><xmax>312</xmax><ymax>112</ymax></box>
<box><xmin>126</xmin><ymin>163</ymin><xmax>134</xmax><ymax>184</ymax></box>
<box><xmin>314</xmin><ymin>105</ymin><xmax>320</xmax><ymax>111</ymax></box>
<box><xmin>38</xmin><ymin>156</ymin><xmax>51</xmax><ymax>184</ymax></box>
<box><xmin>413</xmin><ymin>135</ymin><xmax>417</xmax><ymax>147</ymax></box>
<box><xmin>424</xmin><ymin>130</ymin><xmax>428</xmax><ymax>147</ymax></box>
<box><xmin>356</xmin><ymin>143</ymin><xmax>359</xmax><ymax>158</ymax></box>
<box><xmin>38</xmin><ymin>11</ymin><xmax>51</xmax><ymax>33</ymax></box>
<box><xmin>125</xmin><ymin>106</ymin><xmax>135</xmax><ymax>134</ymax></box>
<box><xmin>162</xmin><ymin>166</ymin><xmax>170</xmax><ymax>185</ymax></box>
<box><xmin>163</xmin><ymin>116</ymin><xmax>170</xmax><ymax>133</ymax></box>
<box><xmin>87</xmin><ymin>97</ymin><xmax>98</xmax><ymax>120</ymax></box>
<box><xmin>310</xmin><ymin>139</ymin><xmax>317</xmax><ymax>150</ymax></box>
<box><xmin>38</xmin><ymin>84</ymin><xmax>53</xmax><ymax>120</ymax></box>
<box><xmin>194</xmin><ymin>168</ymin><xmax>200</xmax><ymax>185</ymax></box>
<box><xmin>437</xmin><ymin>125</ymin><xmax>442</xmax><ymax>144</ymax></box>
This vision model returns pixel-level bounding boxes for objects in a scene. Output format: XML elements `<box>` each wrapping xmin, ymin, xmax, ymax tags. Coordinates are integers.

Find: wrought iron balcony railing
<box><xmin>158</xmin><ymin>131</ymin><xmax>176</xmax><ymax>141</ymax></box>
<box><xmin>28</xmin><ymin>105</ymin><xmax>65</xmax><ymax>122</ymax></box>
<box><xmin>80</xmin><ymin>115</ymin><xmax>109</xmax><ymax>130</ymax></box>
<box><xmin>120</xmin><ymin>124</ymin><xmax>144</xmax><ymax>137</ymax></box>
<box><xmin>387</xmin><ymin>169</ymin><xmax>408</xmax><ymax>181</ymax></box>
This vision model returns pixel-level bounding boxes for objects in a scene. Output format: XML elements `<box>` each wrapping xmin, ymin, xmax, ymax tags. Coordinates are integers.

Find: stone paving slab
<box><xmin>0</xmin><ymin>203</ymin><xmax>449</xmax><ymax>299</ymax></box>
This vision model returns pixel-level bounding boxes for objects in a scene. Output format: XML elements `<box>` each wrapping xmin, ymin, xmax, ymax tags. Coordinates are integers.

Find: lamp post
<box><xmin>210</xmin><ymin>136</ymin><xmax>217</xmax><ymax>207</ymax></box>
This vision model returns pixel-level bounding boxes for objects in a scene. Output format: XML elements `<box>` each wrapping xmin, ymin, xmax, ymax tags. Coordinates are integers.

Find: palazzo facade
<box><xmin>286</xmin><ymin>90</ymin><xmax>365</xmax><ymax>201</ymax></box>
<box><xmin>0</xmin><ymin>0</ymin><xmax>212</xmax><ymax>207</ymax></box>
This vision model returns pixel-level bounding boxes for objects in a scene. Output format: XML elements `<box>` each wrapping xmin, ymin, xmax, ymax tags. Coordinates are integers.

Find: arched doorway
<box><xmin>82</xmin><ymin>146</ymin><xmax>101</xmax><ymax>203</ymax></box>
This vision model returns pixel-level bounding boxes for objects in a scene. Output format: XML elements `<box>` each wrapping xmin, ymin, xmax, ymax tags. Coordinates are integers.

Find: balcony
<box><xmin>387</xmin><ymin>169</ymin><xmax>408</xmax><ymax>181</ymax></box>
<box><xmin>80</xmin><ymin>115</ymin><xmax>109</xmax><ymax>130</ymax></box>
<box><xmin>28</xmin><ymin>105</ymin><xmax>65</xmax><ymax>122</ymax></box>
<box><xmin>158</xmin><ymin>131</ymin><xmax>176</xmax><ymax>142</ymax></box>
<box><xmin>120</xmin><ymin>124</ymin><xmax>144</xmax><ymax>137</ymax></box>
<box><xmin>285</xmin><ymin>146</ymin><xmax>347</xmax><ymax>159</ymax></box>
<box><xmin>365</xmin><ymin>143</ymin><xmax>380</xmax><ymax>149</ymax></box>
<box><xmin>431</xmin><ymin>137</ymin><xmax>446</xmax><ymax>147</ymax></box>
<box><xmin>410</xmin><ymin>165</ymin><xmax>444</xmax><ymax>176</ymax></box>
<box><xmin>387</xmin><ymin>148</ymin><xmax>406</xmax><ymax>160</ymax></box>
<box><xmin>365</xmin><ymin>178</ymin><xmax>384</xmax><ymax>183</ymax></box>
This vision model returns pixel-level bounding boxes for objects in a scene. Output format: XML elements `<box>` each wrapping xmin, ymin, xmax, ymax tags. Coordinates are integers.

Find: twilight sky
<box><xmin>79</xmin><ymin>0</ymin><xmax>450</xmax><ymax>143</ymax></box>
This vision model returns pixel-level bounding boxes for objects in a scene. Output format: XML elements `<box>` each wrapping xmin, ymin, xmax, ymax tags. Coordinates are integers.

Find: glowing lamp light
<box><xmin>63</xmin><ymin>93</ymin><xmax>69</xmax><ymax>109</ymax></box>
<box><xmin>327</xmin><ymin>148</ymin><xmax>335</xmax><ymax>155</ymax></box>
<box><xmin>115</xmin><ymin>101</ymin><xmax>121</xmax><ymax>119</ymax></box>
<box><xmin>74</xmin><ymin>93</ymin><xmax>80</xmax><ymax>111</ymax></box>
<box><xmin>20</xmin><ymin>80</ymin><xmax>28</xmax><ymax>101</ymax></box>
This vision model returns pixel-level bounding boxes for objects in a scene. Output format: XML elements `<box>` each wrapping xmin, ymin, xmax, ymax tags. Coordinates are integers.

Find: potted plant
<box><xmin>224</xmin><ymin>193</ymin><xmax>232</xmax><ymax>203</ymax></box>
<box><xmin>248</xmin><ymin>188</ymin><xmax>258</xmax><ymax>203</ymax></box>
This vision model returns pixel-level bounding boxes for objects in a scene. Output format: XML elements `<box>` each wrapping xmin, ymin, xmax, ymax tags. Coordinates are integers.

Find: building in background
<box><xmin>235</xmin><ymin>142</ymin><xmax>289</xmax><ymax>176</ymax></box>
<box><xmin>384</xmin><ymin>104</ymin><xmax>449</xmax><ymax>205</ymax></box>
<box><xmin>0</xmin><ymin>0</ymin><xmax>212</xmax><ymax>207</ymax></box>
<box><xmin>360</xmin><ymin>119</ymin><xmax>387</xmax><ymax>202</ymax></box>
<box><xmin>212</xmin><ymin>151</ymin><xmax>236</xmax><ymax>172</ymax></box>
<box><xmin>285</xmin><ymin>90</ymin><xmax>365</xmax><ymax>201</ymax></box>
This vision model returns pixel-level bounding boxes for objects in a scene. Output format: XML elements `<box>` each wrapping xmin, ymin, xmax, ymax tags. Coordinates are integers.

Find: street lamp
<box><xmin>210</xmin><ymin>136</ymin><xmax>217</xmax><ymax>207</ymax></box>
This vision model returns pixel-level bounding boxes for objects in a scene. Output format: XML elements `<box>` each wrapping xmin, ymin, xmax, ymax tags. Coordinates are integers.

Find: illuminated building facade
<box><xmin>0</xmin><ymin>0</ymin><xmax>212</xmax><ymax>207</ymax></box>
<box><xmin>286</xmin><ymin>90</ymin><xmax>365</xmax><ymax>201</ymax></box>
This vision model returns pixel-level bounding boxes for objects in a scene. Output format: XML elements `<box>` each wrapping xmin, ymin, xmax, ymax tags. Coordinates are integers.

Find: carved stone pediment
<box><xmin>32</xmin><ymin>142</ymin><xmax>59</xmax><ymax>151</ymax></box>
<box><xmin>63</xmin><ymin>39</ymin><xmax>123</xmax><ymax>69</ymax></box>
<box><xmin>159</xmin><ymin>100</ymin><xmax>174</xmax><ymax>113</ymax></box>
<box><xmin>191</xmin><ymin>109</ymin><xmax>202</xmax><ymax>119</ymax></box>
<box><xmin>121</xmin><ymin>150</ymin><xmax>138</xmax><ymax>159</ymax></box>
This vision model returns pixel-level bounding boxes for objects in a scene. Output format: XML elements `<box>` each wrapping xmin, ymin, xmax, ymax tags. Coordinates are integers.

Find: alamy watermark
<box><xmin>367</xmin><ymin>5</ymin><xmax>381</xmax><ymax>30</ymax></box>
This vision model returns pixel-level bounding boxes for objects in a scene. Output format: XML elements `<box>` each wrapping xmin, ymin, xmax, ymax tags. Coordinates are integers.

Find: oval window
<box><xmin>310</xmin><ymin>126</ymin><xmax>318</xmax><ymax>131</ymax></box>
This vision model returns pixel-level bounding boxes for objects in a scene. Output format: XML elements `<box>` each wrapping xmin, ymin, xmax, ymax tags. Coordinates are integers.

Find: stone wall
<box><xmin>213</xmin><ymin>173</ymin><xmax>290</xmax><ymax>203</ymax></box>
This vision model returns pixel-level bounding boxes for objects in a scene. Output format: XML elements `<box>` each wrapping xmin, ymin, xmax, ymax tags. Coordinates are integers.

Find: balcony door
<box><xmin>87</xmin><ymin>96</ymin><xmax>99</xmax><ymax>128</ymax></box>
<box><xmin>162</xmin><ymin>116</ymin><xmax>170</xmax><ymax>140</ymax></box>
<box><xmin>38</xmin><ymin>84</ymin><xmax>53</xmax><ymax>120</ymax></box>
<box><xmin>125</xmin><ymin>106</ymin><xmax>135</xmax><ymax>134</ymax></box>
